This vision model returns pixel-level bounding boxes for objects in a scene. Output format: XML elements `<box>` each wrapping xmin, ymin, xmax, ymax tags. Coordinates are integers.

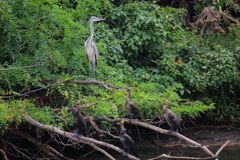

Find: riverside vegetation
<box><xmin>0</xmin><ymin>0</ymin><xmax>239</xmax><ymax>159</ymax></box>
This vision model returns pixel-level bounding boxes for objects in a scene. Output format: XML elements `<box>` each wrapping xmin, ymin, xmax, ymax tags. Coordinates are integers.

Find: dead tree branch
<box><xmin>1</xmin><ymin>78</ymin><xmax>122</xmax><ymax>99</ymax></box>
<box><xmin>63</xmin><ymin>79</ymin><xmax>121</xmax><ymax>92</ymax></box>
<box><xmin>2</xmin><ymin>139</ymin><xmax>33</xmax><ymax>160</ymax></box>
<box><xmin>0</xmin><ymin>149</ymin><xmax>9</xmax><ymax>160</ymax></box>
<box><xmin>24</xmin><ymin>115</ymin><xmax>139</xmax><ymax>160</ymax></box>
<box><xmin>0</xmin><ymin>53</ymin><xmax>66</xmax><ymax>71</ymax></box>
<box><xmin>147</xmin><ymin>153</ymin><xmax>217</xmax><ymax>160</ymax></box>
<box><xmin>1</xmin><ymin>79</ymin><xmax>70</xmax><ymax>99</ymax></box>
<box><xmin>215</xmin><ymin>140</ymin><xmax>230</xmax><ymax>156</ymax></box>
<box><xmin>219</xmin><ymin>12</ymin><xmax>239</xmax><ymax>24</ymax></box>
<box><xmin>13</xmin><ymin>129</ymin><xmax>72</xmax><ymax>160</ymax></box>
<box><xmin>92</xmin><ymin>117</ymin><xmax>228</xmax><ymax>160</ymax></box>
<box><xmin>148</xmin><ymin>141</ymin><xmax>230</xmax><ymax>160</ymax></box>
<box><xmin>51</xmin><ymin>103</ymin><xmax>98</xmax><ymax>112</ymax></box>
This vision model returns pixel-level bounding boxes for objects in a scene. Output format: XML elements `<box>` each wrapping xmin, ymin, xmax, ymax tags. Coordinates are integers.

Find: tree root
<box><xmin>13</xmin><ymin>129</ymin><xmax>72</xmax><ymax>160</ymax></box>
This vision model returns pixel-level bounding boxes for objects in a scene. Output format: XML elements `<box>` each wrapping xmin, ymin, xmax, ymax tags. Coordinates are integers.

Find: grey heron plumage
<box><xmin>84</xmin><ymin>16</ymin><xmax>105</xmax><ymax>80</ymax></box>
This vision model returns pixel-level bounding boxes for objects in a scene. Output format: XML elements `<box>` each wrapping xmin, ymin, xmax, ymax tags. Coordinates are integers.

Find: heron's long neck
<box><xmin>89</xmin><ymin>21</ymin><xmax>94</xmax><ymax>42</ymax></box>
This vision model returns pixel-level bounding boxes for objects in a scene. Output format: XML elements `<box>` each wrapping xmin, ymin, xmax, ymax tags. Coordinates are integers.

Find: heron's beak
<box><xmin>97</xmin><ymin>18</ymin><xmax>106</xmax><ymax>21</ymax></box>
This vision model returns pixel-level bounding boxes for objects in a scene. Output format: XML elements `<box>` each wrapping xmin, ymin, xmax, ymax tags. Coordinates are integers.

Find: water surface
<box><xmin>70</xmin><ymin>145</ymin><xmax>240</xmax><ymax>160</ymax></box>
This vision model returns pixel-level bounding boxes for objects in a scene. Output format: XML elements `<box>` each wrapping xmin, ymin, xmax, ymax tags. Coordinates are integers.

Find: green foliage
<box><xmin>102</xmin><ymin>2</ymin><xmax>187</xmax><ymax>68</ymax></box>
<box><xmin>0</xmin><ymin>0</ymin><xmax>239</xmax><ymax>133</ymax></box>
<box><xmin>0</xmin><ymin>100</ymin><xmax>26</xmax><ymax>131</ymax></box>
<box><xmin>171</xmin><ymin>101</ymin><xmax>215</xmax><ymax>118</ymax></box>
<box><xmin>0</xmin><ymin>100</ymin><xmax>55</xmax><ymax>132</ymax></box>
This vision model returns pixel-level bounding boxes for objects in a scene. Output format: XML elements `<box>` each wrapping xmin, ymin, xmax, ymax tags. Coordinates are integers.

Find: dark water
<box><xmin>69</xmin><ymin>145</ymin><xmax>240</xmax><ymax>160</ymax></box>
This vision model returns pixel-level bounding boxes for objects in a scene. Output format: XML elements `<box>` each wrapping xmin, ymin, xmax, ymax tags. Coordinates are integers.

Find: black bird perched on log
<box><xmin>119</xmin><ymin>120</ymin><xmax>139</xmax><ymax>158</ymax></box>
<box><xmin>72</xmin><ymin>101</ymin><xmax>87</xmax><ymax>139</ymax></box>
<box><xmin>163</xmin><ymin>100</ymin><xmax>181</xmax><ymax>134</ymax></box>
<box><xmin>120</xmin><ymin>88</ymin><xmax>140</xmax><ymax>119</ymax></box>
<box><xmin>85</xmin><ymin>16</ymin><xmax>105</xmax><ymax>80</ymax></box>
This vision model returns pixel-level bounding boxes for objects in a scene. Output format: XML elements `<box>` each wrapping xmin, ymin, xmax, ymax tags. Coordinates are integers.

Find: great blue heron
<box><xmin>120</xmin><ymin>88</ymin><xmax>140</xmax><ymax>119</ymax></box>
<box><xmin>162</xmin><ymin>100</ymin><xmax>181</xmax><ymax>134</ymax></box>
<box><xmin>84</xmin><ymin>16</ymin><xmax>105</xmax><ymax>80</ymax></box>
<box><xmin>119</xmin><ymin>120</ymin><xmax>139</xmax><ymax>158</ymax></box>
<box><xmin>72</xmin><ymin>101</ymin><xmax>87</xmax><ymax>139</ymax></box>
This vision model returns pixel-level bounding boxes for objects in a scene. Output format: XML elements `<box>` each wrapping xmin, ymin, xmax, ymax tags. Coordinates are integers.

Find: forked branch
<box><xmin>24</xmin><ymin>115</ymin><xmax>139</xmax><ymax>160</ymax></box>
<box><xmin>92</xmin><ymin>117</ymin><xmax>229</xmax><ymax>160</ymax></box>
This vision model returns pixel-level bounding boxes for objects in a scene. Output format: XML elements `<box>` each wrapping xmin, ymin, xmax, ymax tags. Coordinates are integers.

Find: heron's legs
<box><xmin>93</xmin><ymin>69</ymin><xmax>96</xmax><ymax>81</ymax></box>
<box><xmin>88</xmin><ymin>66</ymin><xmax>90</xmax><ymax>80</ymax></box>
<box><xmin>87</xmin><ymin>67</ymin><xmax>96</xmax><ymax>81</ymax></box>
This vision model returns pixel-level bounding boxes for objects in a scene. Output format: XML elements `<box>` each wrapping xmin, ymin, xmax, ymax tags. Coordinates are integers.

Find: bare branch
<box><xmin>91</xmin><ymin>117</ymin><xmax>221</xmax><ymax>159</ymax></box>
<box><xmin>2</xmin><ymin>139</ymin><xmax>33</xmax><ymax>160</ymax></box>
<box><xmin>64</xmin><ymin>79</ymin><xmax>122</xmax><ymax>92</ymax></box>
<box><xmin>215</xmin><ymin>140</ymin><xmax>230</xmax><ymax>156</ymax></box>
<box><xmin>0</xmin><ymin>53</ymin><xmax>66</xmax><ymax>71</ymax></box>
<box><xmin>1</xmin><ymin>78</ymin><xmax>71</xmax><ymax>99</ymax></box>
<box><xmin>0</xmin><ymin>63</ymin><xmax>45</xmax><ymax>71</ymax></box>
<box><xmin>51</xmin><ymin>103</ymin><xmax>98</xmax><ymax>112</ymax></box>
<box><xmin>86</xmin><ymin>116</ymin><xmax>120</xmax><ymax>139</ymax></box>
<box><xmin>24</xmin><ymin>115</ymin><xmax>139</xmax><ymax>160</ymax></box>
<box><xmin>13</xmin><ymin>129</ymin><xmax>72</xmax><ymax>160</ymax></box>
<box><xmin>147</xmin><ymin>153</ymin><xmax>217</xmax><ymax>160</ymax></box>
<box><xmin>219</xmin><ymin>12</ymin><xmax>239</xmax><ymax>24</ymax></box>
<box><xmin>0</xmin><ymin>149</ymin><xmax>9</xmax><ymax>160</ymax></box>
<box><xmin>1</xmin><ymin>78</ymin><xmax>122</xmax><ymax>98</ymax></box>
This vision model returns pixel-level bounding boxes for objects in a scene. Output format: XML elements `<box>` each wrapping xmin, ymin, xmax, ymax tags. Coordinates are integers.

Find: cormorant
<box><xmin>119</xmin><ymin>120</ymin><xmax>139</xmax><ymax>158</ymax></box>
<box><xmin>162</xmin><ymin>100</ymin><xmax>181</xmax><ymax>134</ymax></box>
<box><xmin>120</xmin><ymin>88</ymin><xmax>140</xmax><ymax>119</ymax></box>
<box><xmin>72</xmin><ymin>101</ymin><xmax>87</xmax><ymax>139</ymax></box>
